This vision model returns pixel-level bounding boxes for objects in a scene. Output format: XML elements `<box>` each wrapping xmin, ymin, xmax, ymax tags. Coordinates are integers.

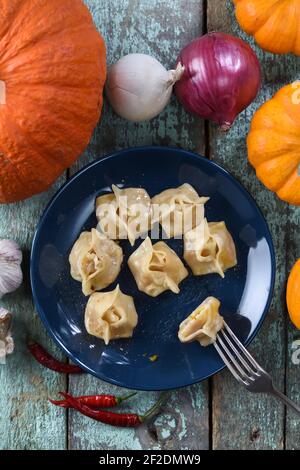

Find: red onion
<box><xmin>174</xmin><ymin>32</ymin><xmax>261</xmax><ymax>131</ymax></box>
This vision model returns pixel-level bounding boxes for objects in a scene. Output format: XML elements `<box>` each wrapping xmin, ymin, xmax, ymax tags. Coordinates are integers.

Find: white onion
<box><xmin>106</xmin><ymin>53</ymin><xmax>184</xmax><ymax>122</ymax></box>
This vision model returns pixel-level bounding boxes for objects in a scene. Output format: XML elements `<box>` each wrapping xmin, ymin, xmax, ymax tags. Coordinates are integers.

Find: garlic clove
<box><xmin>0</xmin><ymin>308</ymin><xmax>14</xmax><ymax>358</ymax></box>
<box><xmin>0</xmin><ymin>239</ymin><xmax>23</xmax><ymax>298</ymax></box>
<box><xmin>0</xmin><ymin>264</ymin><xmax>23</xmax><ymax>299</ymax></box>
<box><xmin>0</xmin><ymin>239</ymin><xmax>22</xmax><ymax>264</ymax></box>
<box><xmin>0</xmin><ymin>307</ymin><xmax>12</xmax><ymax>339</ymax></box>
<box><xmin>5</xmin><ymin>335</ymin><xmax>14</xmax><ymax>355</ymax></box>
<box><xmin>0</xmin><ymin>343</ymin><xmax>6</xmax><ymax>359</ymax></box>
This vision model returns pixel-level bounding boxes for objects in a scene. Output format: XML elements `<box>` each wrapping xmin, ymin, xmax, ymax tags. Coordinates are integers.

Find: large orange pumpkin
<box><xmin>287</xmin><ymin>259</ymin><xmax>300</xmax><ymax>329</ymax></box>
<box><xmin>247</xmin><ymin>83</ymin><xmax>300</xmax><ymax>205</ymax></box>
<box><xmin>0</xmin><ymin>0</ymin><xmax>106</xmax><ymax>203</ymax></box>
<box><xmin>232</xmin><ymin>0</ymin><xmax>300</xmax><ymax>55</ymax></box>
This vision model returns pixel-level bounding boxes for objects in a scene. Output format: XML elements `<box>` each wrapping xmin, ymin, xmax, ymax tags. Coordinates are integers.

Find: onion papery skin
<box><xmin>174</xmin><ymin>32</ymin><xmax>261</xmax><ymax>130</ymax></box>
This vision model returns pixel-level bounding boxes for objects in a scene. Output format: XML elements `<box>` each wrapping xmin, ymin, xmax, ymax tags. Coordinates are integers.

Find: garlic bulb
<box><xmin>0</xmin><ymin>239</ymin><xmax>23</xmax><ymax>299</ymax></box>
<box><xmin>0</xmin><ymin>308</ymin><xmax>14</xmax><ymax>359</ymax></box>
<box><xmin>106</xmin><ymin>53</ymin><xmax>185</xmax><ymax>122</ymax></box>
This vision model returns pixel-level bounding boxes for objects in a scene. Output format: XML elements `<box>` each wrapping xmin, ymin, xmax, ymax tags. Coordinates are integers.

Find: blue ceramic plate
<box><xmin>31</xmin><ymin>146</ymin><xmax>275</xmax><ymax>391</ymax></box>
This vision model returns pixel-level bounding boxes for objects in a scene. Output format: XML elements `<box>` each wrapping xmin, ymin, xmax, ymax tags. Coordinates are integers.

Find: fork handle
<box><xmin>271</xmin><ymin>388</ymin><xmax>300</xmax><ymax>416</ymax></box>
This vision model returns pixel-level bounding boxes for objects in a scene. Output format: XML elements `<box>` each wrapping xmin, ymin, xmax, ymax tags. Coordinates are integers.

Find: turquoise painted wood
<box><xmin>0</xmin><ymin>183</ymin><xmax>68</xmax><ymax>450</ymax></box>
<box><xmin>0</xmin><ymin>0</ymin><xmax>299</xmax><ymax>450</ymax></box>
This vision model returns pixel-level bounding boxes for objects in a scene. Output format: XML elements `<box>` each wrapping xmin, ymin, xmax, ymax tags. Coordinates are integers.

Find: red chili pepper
<box><xmin>57</xmin><ymin>392</ymin><xmax>167</xmax><ymax>428</ymax></box>
<box><xmin>49</xmin><ymin>392</ymin><xmax>136</xmax><ymax>409</ymax></box>
<box><xmin>28</xmin><ymin>341</ymin><xmax>84</xmax><ymax>374</ymax></box>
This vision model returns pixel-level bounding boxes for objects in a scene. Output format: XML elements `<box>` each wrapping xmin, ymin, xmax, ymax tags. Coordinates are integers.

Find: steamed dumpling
<box><xmin>184</xmin><ymin>218</ymin><xmax>237</xmax><ymax>278</ymax></box>
<box><xmin>96</xmin><ymin>185</ymin><xmax>152</xmax><ymax>246</ymax></box>
<box><xmin>69</xmin><ymin>228</ymin><xmax>123</xmax><ymax>296</ymax></box>
<box><xmin>178</xmin><ymin>297</ymin><xmax>224</xmax><ymax>346</ymax></box>
<box><xmin>128</xmin><ymin>237</ymin><xmax>188</xmax><ymax>297</ymax></box>
<box><xmin>152</xmin><ymin>183</ymin><xmax>209</xmax><ymax>238</ymax></box>
<box><xmin>85</xmin><ymin>285</ymin><xmax>138</xmax><ymax>345</ymax></box>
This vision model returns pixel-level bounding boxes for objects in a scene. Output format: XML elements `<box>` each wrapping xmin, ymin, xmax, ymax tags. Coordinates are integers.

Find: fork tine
<box><xmin>214</xmin><ymin>341</ymin><xmax>250</xmax><ymax>386</ymax></box>
<box><xmin>215</xmin><ymin>335</ymin><xmax>252</xmax><ymax>385</ymax></box>
<box><xmin>220</xmin><ymin>329</ymin><xmax>260</xmax><ymax>377</ymax></box>
<box><xmin>223</xmin><ymin>322</ymin><xmax>264</xmax><ymax>373</ymax></box>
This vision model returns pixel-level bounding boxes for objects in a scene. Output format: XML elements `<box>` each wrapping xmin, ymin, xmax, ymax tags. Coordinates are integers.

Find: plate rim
<box><xmin>30</xmin><ymin>145</ymin><xmax>276</xmax><ymax>391</ymax></box>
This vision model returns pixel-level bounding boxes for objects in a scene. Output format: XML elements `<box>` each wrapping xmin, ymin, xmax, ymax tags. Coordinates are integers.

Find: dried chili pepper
<box><xmin>28</xmin><ymin>341</ymin><xmax>84</xmax><ymax>374</ymax></box>
<box><xmin>49</xmin><ymin>392</ymin><xmax>136</xmax><ymax>409</ymax></box>
<box><xmin>56</xmin><ymin>392</ymin><xmax>167</xmax><ymax>428</ymax></box>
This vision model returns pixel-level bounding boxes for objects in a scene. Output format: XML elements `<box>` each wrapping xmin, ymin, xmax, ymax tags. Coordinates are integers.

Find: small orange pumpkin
<box><xmin>232</xmin><ymin>0</ymin><xmax>300</xmax><ymax>55</ymax></box>
<box><xmin>0</xmin><ymin>0</ymin><xmax>106</xmax><ymax>203</ymax></box>
<box><xmin>247</xmin><ymin>83</ymin><xmax>300</xmax><ymax>205</ymax></box>
<box><xmin>287</xmin><ymin>259</ymin><xmax>300</xmax><ymax>329</ymax></box>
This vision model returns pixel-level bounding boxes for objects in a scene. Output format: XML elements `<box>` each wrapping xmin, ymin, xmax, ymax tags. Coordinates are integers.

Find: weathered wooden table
<box><xmin>1</xmin><ymin>0</ymin><xmax>299</xmax><ymax>451</ymax></box>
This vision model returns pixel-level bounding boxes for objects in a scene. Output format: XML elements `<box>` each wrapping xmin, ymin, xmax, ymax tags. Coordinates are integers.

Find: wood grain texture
<box><xmin>208</xmin><ymin>0</ymin><xmax>300</xmax><ymax>450</ymax></box>
<box><xmin>0</xmin><ymin>182</ymin><xmax>67</xmax><ymax>450</ymax></box>
<box><xmin>67</xmin><ymin>0</ymin><xmax>209</xmax><ymax>451</ymax></box>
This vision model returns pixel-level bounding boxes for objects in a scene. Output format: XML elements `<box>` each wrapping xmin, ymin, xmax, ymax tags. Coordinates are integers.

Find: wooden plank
<box><xmin>286</xmin><ymin>206</ymin><xmax>300</xmax><ymax>450</ymax></box>
<box><xmin>0</xmin><ymin>181</ymin><xmax>67</xmax><ymax>450</ymax></box>
<box><xmin>68</xmin><ymin>0</ymin><xmax>209</xmax><ymax>450</ymax></box>
<box><xmin>208</xmin><ymin>0</ymin><xmax>299</xmax><ymax>450</ymax></box>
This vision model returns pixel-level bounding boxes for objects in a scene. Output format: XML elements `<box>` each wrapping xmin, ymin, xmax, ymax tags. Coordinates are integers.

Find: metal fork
<box><xmin>214</xmin><ymin>322</ymin><xmax>300</xmax><ymax>416</ymax></box>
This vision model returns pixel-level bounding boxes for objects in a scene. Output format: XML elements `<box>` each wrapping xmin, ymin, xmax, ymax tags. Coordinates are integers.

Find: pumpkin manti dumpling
<box><xmin>0</xmin><ymin>0</ymin><xmax>106</xmax><ymax>203</ymax></box>
<box><xmin>178</xmin><ymin>297</ymin><xmax>224</xmax><ymax>347</ymax></box>
<box><xmin>85</xmin><ymin>285</ymin><xmax>138</xmax><ymax>345</ymax></box>
<box><xmin>128</xmin><ymin>237</ymin><xmax>188</xmax><ymax>297</ymax></box>
<box><xmin>69</xmin><ymin>229</ymin><xmax>123</xmax><ymax>296</ymax></box>
<box><xmin>184</xmin><ymin>218</ymin><xmax>237</xmax><ymax>278</ymax></box>
<box><xmin>152</xmin><ymin>183</ymin><xmax>209</xmax><ymax>238</ymax></box>
<box><xmin>96</xmin><ymin>185</ymin><xmax>152</xmax><ymax>246</ymax></box>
